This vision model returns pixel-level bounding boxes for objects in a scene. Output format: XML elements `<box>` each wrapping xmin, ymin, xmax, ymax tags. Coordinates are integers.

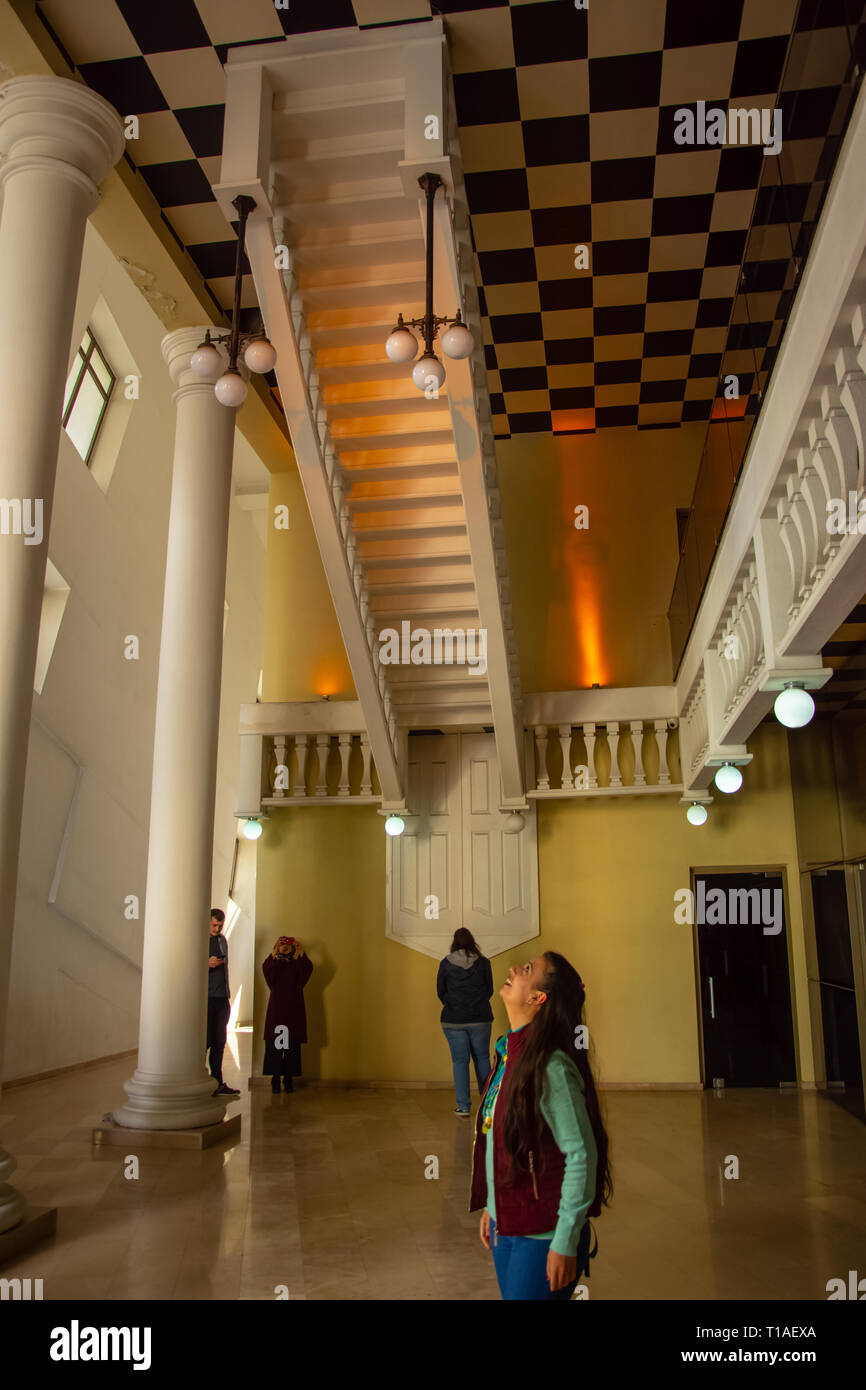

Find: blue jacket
<box><xmin>437</xmin><ymin>949</ymin><xmax>494</xmax><ymax>1024</ymax></box>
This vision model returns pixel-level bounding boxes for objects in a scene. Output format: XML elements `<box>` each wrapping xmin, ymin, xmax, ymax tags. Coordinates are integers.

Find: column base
<box><xmin>111</xmin><ymin>1068</ymin><xmax>234</xmax><ymax>1131</ymax></box>
<box><xmin>93</xmin><ymin>1113</ymin><xmax>241</xmax><ymax>1150</ymax></box>
<box><xmin>0</xmin><ymin>1206</ymin><xmax>57</xmax><ymax>1267</ymax></box>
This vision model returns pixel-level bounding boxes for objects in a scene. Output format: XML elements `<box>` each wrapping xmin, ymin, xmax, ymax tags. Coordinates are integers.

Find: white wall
<box><xmin>3</xmin><ymin>220</ymin><xmax>267</xmax><ymax>1080</ymax></box>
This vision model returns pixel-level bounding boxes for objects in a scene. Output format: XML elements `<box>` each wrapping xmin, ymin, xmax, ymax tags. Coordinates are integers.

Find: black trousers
<box><xmin>206</xmin><ymin>998</ymin><xmax>231</xmax><ymax>1082</ymax></box>
<box><xmin>263</xmin><ymin>1040</ymin><xmax>302</xmax><ymax>1078</ymax></box>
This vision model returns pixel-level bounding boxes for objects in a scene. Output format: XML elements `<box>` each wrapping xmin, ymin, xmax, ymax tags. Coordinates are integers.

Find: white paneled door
<box><xmin>386</xmin><ymin>732</ymin><xmax>539</xmax><ymax>960</ymax></box>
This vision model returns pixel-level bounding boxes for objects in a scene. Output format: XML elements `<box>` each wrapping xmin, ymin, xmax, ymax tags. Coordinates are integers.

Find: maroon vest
<box><xmin>469</xmin><ymin>1024</ymin><xmax>567</xmax><ymax>1236</ymax></box>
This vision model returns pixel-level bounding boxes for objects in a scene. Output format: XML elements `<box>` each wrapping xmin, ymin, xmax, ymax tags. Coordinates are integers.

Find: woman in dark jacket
<box><xmin>262</xmin><ymin>936</ymin><xmax>313</xmax><ymax>1093</ymax></box>
<box><xmin>471</xmin><ymin>951</ymin><xmax>612</xmax><ymax>1300</ymax></box>
<box><xmin>437</xmin><ymin>927</ymin><xmax>494</xmax><ymax>1117</ymax></box>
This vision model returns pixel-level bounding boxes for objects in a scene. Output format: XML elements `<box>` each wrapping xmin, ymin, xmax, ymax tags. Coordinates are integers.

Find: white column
<box><xmin>113</xmin><ymin>328</ymin><xmax>237</xmax><ymax>1130</ymax></box>
<box><xmin>0</xmin><ymin>76</ymin><xmax>123</xmax><ymax>1231</ymax></box>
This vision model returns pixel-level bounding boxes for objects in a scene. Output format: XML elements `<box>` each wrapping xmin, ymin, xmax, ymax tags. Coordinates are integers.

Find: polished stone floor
<box><xmin>2</xmin><ymin>1035</ymin><xmax>864</xmax><ymax>1301</ymax></box>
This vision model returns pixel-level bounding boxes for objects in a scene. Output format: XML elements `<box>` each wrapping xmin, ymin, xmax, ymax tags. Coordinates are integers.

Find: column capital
<box><xmin>0</xmin><ymin>76</ymin><xmax>124</xmax><ymax>195</ymax></box>
<box><xmin>162</xmin><ymin>326</ymin><xmax>223</xmax><ymax>390</ymax></box>
<box><xmin>162</xmin><ymin>326</ymin><xmax>250</xmax><ymax>402</ymax></box>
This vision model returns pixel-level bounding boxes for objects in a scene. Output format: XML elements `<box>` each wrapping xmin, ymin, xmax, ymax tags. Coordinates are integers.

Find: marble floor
<box><xmin>2</xmin><ymin>1037</ymin><xmax>864</xmax><ymax>1301</ymax></box>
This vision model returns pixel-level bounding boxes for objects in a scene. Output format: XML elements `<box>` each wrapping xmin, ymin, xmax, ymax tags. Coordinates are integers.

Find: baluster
<box><xmin>338</xmin><ymin>733</ymin><xmax>352</xmax><ymax>797</ymax></box>
<box><xmin>630</xmin><ymin>721</ymin><xmax>646</xmax><ymax>786</ymax></box>
<box><xmin>534</xmin><ymin>726</ymin><xmax>550</xmax><ymax>791</ymax></box>
<box><xmin>835</xmin><ymin>345</ymin><xmax>866</xmax><ymax>472</ymax></box>
<box><xmin>582</xmin><ymin>723</ymin><xmax>598</xmax><ymax>790</ymax></box>
<box><xmin>293</xmin><ymin>734</ymin><xmax>308</xmax><ymax>798</ymax></box>
<box><xmin>558</xmin><ymin>725</ymin><xmax>573</xmax><ymax>791</ymax></box>
<box><xmin>607</xmin><ymin>721</ymin><xmax>622</xmax><ymax>788</ymax></box>
<box><xmin>315</xmin><ymin>734</ymin><xmax>330</xmax><ymax>797</ymax></box>
<box><xmin>273</xmin><ymin>734</ymin><xmax>288</xmax><ymax>798</ymax></box>
<box><xmin>654</xmin><ymin>719</ymin><xmax>671</xmax><ymax>784</ymax></box>
<box><xmin>360</xmin><ymin>733</ymin><xmax>372</xmax><ymax>796</ymax></box>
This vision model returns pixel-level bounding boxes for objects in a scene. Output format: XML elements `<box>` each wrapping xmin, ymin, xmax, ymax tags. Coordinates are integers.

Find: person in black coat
<box><xmin>437</xmin><ymin>927</ymin><xmax>494</xmax><ymax>1117</ymax></box>
<box><xmin>262</xmin><ymin>936</ymin><xmax>313</xmax><ymax>1093</ymax></box>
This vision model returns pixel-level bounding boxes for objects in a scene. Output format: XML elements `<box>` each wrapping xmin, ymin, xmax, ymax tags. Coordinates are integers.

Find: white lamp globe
<box><xmin>190</xmin><ymin>341</ymin><xmax>223</xmax><ymax>380</ymax></box>
<box><xmin>412</xmin><ymin>353</ymin><xmax>446</xmax><ymax>391</ymax></box>
<box><xmin>214</xmin><ymin>369</ymin><xmax>248</xmax><ymax>407</ymax></box>
<box><xmin>774</xmin><ymin>685</ymin><xmax>815</xmax><ymax>728</ymax></box>
<box><xmin>686</xmin><ymin>803</ymin><xmax>708</xmax><ymax>826</ymax></box>
<box><xmin>242</xmin><ymin>818</ymin><xmax>263</xmax><ymax>840</ymax></box>
<box><xmin>441</xmin><ymin>319</ymin><xmax>474</xmax><ymax>359</ymax></box>
<box><xmin>503</xmin><ymin>811</ymin><xmax>526</xmax><ymax>834</ymax></box>
<box><xmin>244</xmin><ymin>337</ymin><xmax>277</xmax><ymax>373</ymax></box>
<box><xmin>385</xmin><ymin>326</ymin><xmax>419</xmax><ymax>363</ymax></box>
<box><xmin>714</xmin><ymin>763</ymin><xmax>743</xmax><ymax>794</ymax></box>
<box><xmin>384</xmin><ymin>814</ymin><xmax>405</xmax><ymax>837</ymax></box>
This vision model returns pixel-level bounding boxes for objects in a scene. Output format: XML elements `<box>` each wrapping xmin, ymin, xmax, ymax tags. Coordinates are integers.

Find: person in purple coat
<box><xmin>262</xmin><ymin>936</ymin><xmax>313</xmax><ymax>1093</ymax></box>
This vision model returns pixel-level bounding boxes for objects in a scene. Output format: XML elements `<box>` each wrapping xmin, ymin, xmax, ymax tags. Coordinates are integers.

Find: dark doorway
<box><xmin>695</xmin><ymin>871</ymin><xmax>797</xmax><ymax>1087</ymax></box>
<box><xmin>811</xmin><ymin>868</ymin><xmax>864</xmax><ymax>1123</ymax></box>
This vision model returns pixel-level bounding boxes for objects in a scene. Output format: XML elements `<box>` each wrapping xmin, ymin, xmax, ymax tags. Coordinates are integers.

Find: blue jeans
<box><xmin>490</xmin><ymin>1217</ymin><xmax>590</xmax><ymax>1300</ymax></box>
<box><xmin>441</xmin><ymin>1023</ymin><xmax>492</xmax><ymax>1110</ymax></box>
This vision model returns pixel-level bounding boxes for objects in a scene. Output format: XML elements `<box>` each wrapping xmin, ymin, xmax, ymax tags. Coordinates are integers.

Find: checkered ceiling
<box><xmin>36</xmin><ymin>0</ymin><xmax>866</xmax><ymax>435</ymax></box>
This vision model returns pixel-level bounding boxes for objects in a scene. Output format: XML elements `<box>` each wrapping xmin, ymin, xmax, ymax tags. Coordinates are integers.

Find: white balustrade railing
<box><xmin>263</xmin><ymin>731</ymin><xmax>378</xmax><ymax>804</ymax></box>
<box><xmin>528</xmin><ymin>719</ymin><xmax>679</xmax><ymax>797</ymax></box>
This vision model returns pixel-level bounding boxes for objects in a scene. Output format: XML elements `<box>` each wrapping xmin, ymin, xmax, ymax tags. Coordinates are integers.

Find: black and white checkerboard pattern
<box><xmin>36</xmin><ymin>0</ymin><xmax>866</xmax><ymax>435</ymax></box>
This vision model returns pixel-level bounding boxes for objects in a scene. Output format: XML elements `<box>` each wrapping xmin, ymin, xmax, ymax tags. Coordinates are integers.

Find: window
<box><xmin>34</xmin><ymin>560</ymin><xmax>70</xmax><ymax>695</ymax></box>
<box><xmin>62</xmin><ymin>328</ymin><xmax>115</xmax><ymax>466</ymax></box>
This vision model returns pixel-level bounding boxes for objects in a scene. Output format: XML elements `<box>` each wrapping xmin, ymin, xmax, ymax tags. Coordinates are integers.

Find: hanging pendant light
<box><xmin>386</xmin><ymin>173</ymin><xmax>475</xmax><ymax>389</ymax></box>
<box><xmin>189</xmin><ymin>194</ymin><xmax>277</xmax><ymax>406</ymax></box>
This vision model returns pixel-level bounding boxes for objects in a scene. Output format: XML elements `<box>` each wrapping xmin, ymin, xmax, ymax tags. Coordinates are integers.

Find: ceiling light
<box><xmin>385</xmin><ymin>172</ymin><xmax>474</xmax><ymax>387</ymax></box>
<box><xmin>714</xmin><ymin>763</ymin><xmax>743</xmax><ymax>794</ymax></box>
<box><xmin>214</xmin><ymin>368</ymin><xmax>248</xmax><ymax>407</ymax></box>
<box><xmin>384</xmin><ymin>815</ymin><xmax>405</xmax><ymax>837</ymax></box>
<box><xmin>241</xmin><ymin>818</ymin><xmax>263</xmax><ymax>840</ymax></box>
<box><xmin>385</xmin><ymin>316</ymin><xmax>419</xmax><ymax>363</ymax></box>
<box><xmin>243</xmin><ymin>337</ymin><xmax>277</xmax><ymax>373</ymax></box>
<box><xmin>686</xmin><ymin>803</ymin><xmax>708</xmax><ymax>826</ymax></box>
<box><xmin>412</xmin><ymin>351</ymin><xmax>446</xmax><ymax>392</ymax></box>
<box><xmin>190</xmin><ymin>339</ymin><xmax>223</xmax><ymax>380</ymax></box>
<box><xmin>440</xmin><ymin>314</ymin><xmax>474</xmax><ymax>359</ymax></box>
<box><xmin>774</xmin><ymin>683</ymin><xmax>815</xmax><ymax>728</ymax></box>
<box><xmin>187</xmin><ymin>196</ymin><xmax>277</xmax><ymax>405</ymax></box>
<box><xmin>503</xmin><ymin>811</ymin><xmax>526</xmax><ymax>834</ymax></box>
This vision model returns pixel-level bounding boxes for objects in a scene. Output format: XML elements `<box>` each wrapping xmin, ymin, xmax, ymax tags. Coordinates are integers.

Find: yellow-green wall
<box><xmin>253</xmin><ymin>722</ymin><xmax>815</xmax><ymax>1087</ymax></box>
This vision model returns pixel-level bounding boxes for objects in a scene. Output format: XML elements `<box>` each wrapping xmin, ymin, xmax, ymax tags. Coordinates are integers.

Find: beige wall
<box><xmin>253</xmin><ymin>721</ymin><xmax>815</xmax><ymax>1087</ymax></box>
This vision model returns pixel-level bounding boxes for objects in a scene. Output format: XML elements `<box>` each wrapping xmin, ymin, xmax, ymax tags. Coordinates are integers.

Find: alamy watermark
<box><xmin>674</xmin><ymin>882</ymin><xmax>783</xmax><ymax>935</ymax></box>
<box><xmin>674</xmin><ymin>101</ymin><xmax>782</xmax><ymax>157</ymax></box>
<box><xmin>378</xmin><ymin>621</ymin><xmax>487</xmax><ymax>676</ymax></box>
<box><xmin>0</xmin><ymin>497</ymin><xmax>43</xmax><ymax>545</ymax></box>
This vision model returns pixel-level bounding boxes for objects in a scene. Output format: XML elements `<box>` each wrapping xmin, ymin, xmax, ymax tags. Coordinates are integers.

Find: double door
<box><xmin>386</xmin><ymin>732</ymin><xmax>539</xmax><ymax>960</ymax></box>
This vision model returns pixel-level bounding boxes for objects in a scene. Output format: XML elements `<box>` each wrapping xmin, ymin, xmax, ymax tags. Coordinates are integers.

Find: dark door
<box><xmin>811</xmin><ymin>868</ymin><xmax>864</xmax><ymax>1122</ymax></box>
<box><xmin>695</xmin><ymin>872</ymin><xmax>797</xmax><ymax>1087</ymax></box>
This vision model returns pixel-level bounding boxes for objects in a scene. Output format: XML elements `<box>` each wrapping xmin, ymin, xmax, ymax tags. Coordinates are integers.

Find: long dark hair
<box><xmin>501</xmin><ymin>951</ymin><xmax>612</xmax><ymax>1218</ymax></box>
<box><xmin>449</xmin><ymin>927</ymin><xmax>482</xmax><ymax>957</ymax></box>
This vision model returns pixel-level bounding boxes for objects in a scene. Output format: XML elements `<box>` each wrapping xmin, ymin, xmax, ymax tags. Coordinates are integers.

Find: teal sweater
<box><xmin>484</xmin><ymin>1026</ymin><xmax>598</xmax><ymax>1256</ymax></box>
